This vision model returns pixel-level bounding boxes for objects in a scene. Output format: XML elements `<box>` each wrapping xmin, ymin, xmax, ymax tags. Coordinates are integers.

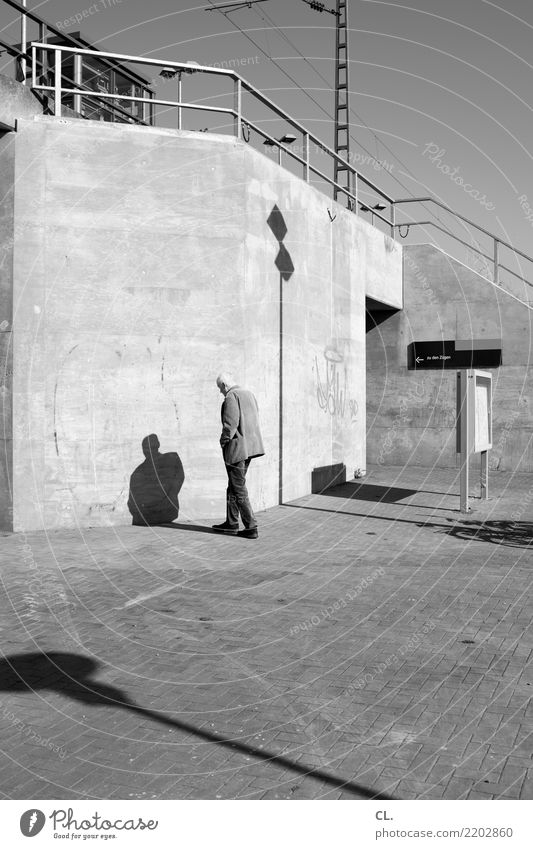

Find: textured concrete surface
<box><xmin>6</xmin><ymin>114</ymin><xmax>401</xmax><ymax>530</ymax></box>
<box><xmin>0</xmin><ymin>130</ymin><xmax>14</xmax><ymax>530</ymax></box>
<box><xmin>0</xmin><ymin>463</ymin><xmax>531</xmax><ymax>800</ymax></box>
<box><xmin>0</xmin><ymin>73</ymin><xmax>81</xmax><ymax>129</ymax></box>
<box><xmin>0</xmin><ymin>73</ymin><xmax>46</xmax><ymax>129</ymax></box>
<box><xmin>365</xmin><ymin>232</ymin><xmax>403</xmax><ymax>310</ymax></box>
<box><xmin>367</xmin><ymin>244</ymin><xmax>533</xmax><ymax>472</ymax></box>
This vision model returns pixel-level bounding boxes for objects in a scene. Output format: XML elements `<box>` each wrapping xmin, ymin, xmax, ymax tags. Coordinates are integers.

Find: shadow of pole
<box><xmin>0</xmin><ymin>651</ymin><xmax>394</xmax><ymax>800</ymax></box>
<box><xmin>287</xmin><ymin>503</ymin><xmax>533</xmax><ymax>548</ymax></box>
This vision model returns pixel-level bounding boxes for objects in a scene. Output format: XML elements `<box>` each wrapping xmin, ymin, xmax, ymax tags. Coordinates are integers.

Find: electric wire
<box><xmin>255</xmin><ymin>2</ymin><xmax>455</xmax><ymax>231</ymax></box>
<box><xmin>206</xmin><ymin>0</ymin><xmax>487</xmax><ymax>257</ymax></box>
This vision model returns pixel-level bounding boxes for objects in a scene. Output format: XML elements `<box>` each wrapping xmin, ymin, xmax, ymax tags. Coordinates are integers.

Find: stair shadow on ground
<box><xmin>326</xmin><ymin>483</ymin><xmax>418</xmax><ymax>503</ymax></box>
<box><xmin>424</xmin><ymin>519</ymin><xmax>533</xmax><ymax>549</ymax></box>
<box><xmin>288</xmin><ymin>504</ymin><xmax>532</xmax><ymax>548</ymax></box>
<box><xmin>0</xmin><ymin>652</ymin><xmax>395</xmax><ymax>801</ymax></box>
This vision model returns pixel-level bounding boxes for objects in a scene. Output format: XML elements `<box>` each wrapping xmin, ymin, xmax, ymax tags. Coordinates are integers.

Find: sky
<box><xmin>2</xmin><ymin>0</ymin><xmax>533</xmax><ymax>284</ymax></box>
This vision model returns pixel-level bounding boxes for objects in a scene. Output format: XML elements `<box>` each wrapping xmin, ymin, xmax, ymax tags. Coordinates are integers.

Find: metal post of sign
<box><xmin>457</xmin><ymin>369</ymin><xmax>471</xmax><ymax>513</ymax></box>
<box><xmin>480</xmin><ymin>450</ymin><xmax>488</xmax><ymax>500</ymax></box>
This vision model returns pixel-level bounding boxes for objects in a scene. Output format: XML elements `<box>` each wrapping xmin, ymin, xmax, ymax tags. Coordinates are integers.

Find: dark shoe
<box><xmin>212</xmin><ymin>521</ymin><xmax>239</xmax><ymax>535</ymax></box>
<box><xmin>237</xmin><ymin>527</ymin><xmax>258</xmax><ymax>539</ymax></box>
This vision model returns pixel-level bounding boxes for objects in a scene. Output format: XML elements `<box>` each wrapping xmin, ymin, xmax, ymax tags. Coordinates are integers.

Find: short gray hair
<box><xmin>216</xmin><ymin>372</ymin><xmax>236</xmax><ymax>389</ymax></box>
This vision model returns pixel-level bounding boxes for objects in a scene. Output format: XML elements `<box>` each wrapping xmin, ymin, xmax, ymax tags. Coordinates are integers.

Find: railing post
<box><xmin>54</xmin><ymin>48</ymin><xmax>62</xmax><ymax>117</ymax></box>
<box><xmin>303</xmin><ymin>132</ymin><xmax>309</xmax><ymax>182</ymax></box>
<box><xmin>39</xmin><ymin>25</ymin><xmax>48</xmax><ymax>85</ymax></box>
<box><xmin>390</xmin><ymin>201</ymin><xmax>395</xmax><ymax>237</ymax></box>
<box><xmin>278</xmin><ymin>144</ymin><xmax>282</xmax><ymax>167</ymax></box>
<box><xmin>354</xmin><ymin>172</ymin><xmax>358</xmax><ymax>214</ymax></box>
<box><xmin>31</xmin><ymin>44</ymin><xmax>36</xmax><ymax>89</ymax></box>
<box><xmin>493</xmin><ymin>238</ymin><xmax>499</xmax><ymax>286</ymax></box>
<box><xmin>20</xmin><ymin>0</ymin><xmax>27</xmax><ymax>84</ymax></box>
<box><xmin>234</xmin><ymin>77</ymin><xmax>242</xmax><ymax>138</ymax></box>
<box><xmin>73</xmin><ymin>52</ymin><xmax>82</xmax><ymax>115</ymax></box>
<box><xmin>177</xmin><ymin>71</ymin><xmax>182</xmax><ymax>130</ymax></box>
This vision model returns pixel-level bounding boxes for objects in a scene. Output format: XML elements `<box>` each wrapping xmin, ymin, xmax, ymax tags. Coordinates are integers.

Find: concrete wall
<box><xmin>0</xmin><ymin>73</ymin><xmax>80</xmax><ymax>130</ymax></box>
<box><xmin>6</xmin><ymin>114</ymin><xmax>402</xmax><ymax>530</ymax></box>
<box><xmin>0</xmin><ymin>73</ymin><xmax>48</xmax><ymax>129</ymax></box>
<box><xmin>367</xmin><ymin>244</ymin><xmax>533</xmax><ymax>472</ymax></box>
<box><xmin>365</xmin><ymin>232</ymin><xmax>403</xmax><ymax>310</ymax></box>
<box><xmin>0</xmin><ymin>131</ymin><xmax>14</xmax><ymax>529</ymax></box>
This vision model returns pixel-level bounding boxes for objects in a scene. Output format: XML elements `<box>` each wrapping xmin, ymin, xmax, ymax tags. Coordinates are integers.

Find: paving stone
<box><xmin>0</xmin><ymin>464</ymin><xmax>531</xmax><ymax>800</ymax></box>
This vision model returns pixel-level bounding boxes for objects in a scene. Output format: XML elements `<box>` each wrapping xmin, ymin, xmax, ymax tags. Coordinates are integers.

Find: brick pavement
<box><xmin>0</xmin><ymin>464</ymin><xmax>531</xmax><ymax>800</ymax></box>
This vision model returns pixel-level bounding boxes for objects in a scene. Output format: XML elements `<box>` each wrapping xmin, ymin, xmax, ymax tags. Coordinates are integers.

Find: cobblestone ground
<box><xmin>0</xmin><ymin>465</ymin><xmax>531</xmax><ymax>800</ymax></box>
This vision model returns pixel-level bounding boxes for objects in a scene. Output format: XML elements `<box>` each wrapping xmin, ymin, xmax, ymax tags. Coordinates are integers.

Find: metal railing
<box><xmin>2</xmin><ymin>0</ymin><xmax>533</xmax><ymax>297</ymax></box>
<box><xmin>392</xmin><ymin>197</ymin><xmax>533</xmax><ymax>297</ymax></box>
<box><xmin>27</xmin><ymin>41</ymin><xmax>394</xmax><ymax>229</ymax></box>
<box><xmin>1</xmin><ymin>0</ymin><xmax>155</xmax><ymax>123</ymax></box>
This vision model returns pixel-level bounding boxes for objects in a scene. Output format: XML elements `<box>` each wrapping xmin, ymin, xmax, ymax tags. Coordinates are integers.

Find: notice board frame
<box><xmin>456</xmin><ymin>369</ymin><xmax>493</xmax><ymax>512</ymax></box>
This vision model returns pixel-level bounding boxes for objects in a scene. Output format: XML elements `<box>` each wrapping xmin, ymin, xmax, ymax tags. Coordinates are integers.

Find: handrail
<box><xmin>393</xmin><ymin>196</ymin><xmax>533</xmax><ymax>291</ymax></box>
<box><xmin>2</xmin><ymin>0</ymin><xmax>532</xmax><ymax>292</ymax></box>
<box><xmin>29</xmin><ymin>42</ymin><xmax>394</xmax><ymax>226</ymax></box>
<box><xmin>35</xmin><ymin>43</ymin><xmax>395</xmax><ymax>202</ymax></box>
<box><xmin>393</xmin><ymin>196</ymin><xmax>533</xmax><ymax>265</ymax></box>
<box><xmin>402</xmin><ymin>221</ymin><xmax>532</xmax><ymax>289</ymax></box>
<box><xmin>1</xmin><ymin>0</ymin><xmax>154</xmax><ymax>89</ymax></box>
<box><xmin>0</xmin><ymin>35</ymin><xmax>27</xmax><ymax>59</ymax></box>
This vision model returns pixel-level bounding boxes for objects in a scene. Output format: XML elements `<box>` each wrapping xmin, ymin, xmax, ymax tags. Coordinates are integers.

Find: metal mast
<box><xmin>334</xmin><ymin>0</ymin><xmax>350</xmax><ymax>201</ymax></box>
<box><xmin>209</xmin><ymin>0</ymin><xmax>352</xmax><ymax>203</ymax></box>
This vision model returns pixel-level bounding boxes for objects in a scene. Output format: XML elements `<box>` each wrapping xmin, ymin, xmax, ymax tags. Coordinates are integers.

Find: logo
<box><xmin>20</xmin><ymin>810</ymin><xmax>46</xmax><ymax>837</ymax></box>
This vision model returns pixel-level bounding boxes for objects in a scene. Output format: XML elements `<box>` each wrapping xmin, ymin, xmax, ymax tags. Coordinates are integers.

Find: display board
<box><xmin>474</xmin><ymin>373</ymin><xmax>492</xmax><ymax>452</ymax></box>
<box><xmin>456</xmin><ymin>369</ymin><xmax>493</xmax><ymax>512</ymax></box>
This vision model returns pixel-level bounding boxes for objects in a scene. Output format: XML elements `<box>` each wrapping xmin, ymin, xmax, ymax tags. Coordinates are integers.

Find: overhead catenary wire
<box><xmin>207</xmin><ymin>0</ymin><xmax>416</xmax><ymax>199</ymax></box>
<box><xmin>258</xmin><ymin>5</ymin><xmax>495</xmax><ymax>260</ymax></box>
<box><xmin>206</xmin><ymin>0</ymin><xmax>485</xmax><ymax>258</ymax></box>
<box><xmin>254</xmin><ymin>2</ymin><xmax>455</xmax><ymax>231</ymax></box>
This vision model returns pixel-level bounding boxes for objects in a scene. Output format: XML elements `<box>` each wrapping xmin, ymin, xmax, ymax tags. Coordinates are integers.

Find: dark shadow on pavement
<box><xmin>156</xmin><ymin>522</ymin><xmax>219</xmax><ymax>535</ymax></box>
<box><xmin>0</xmin><ymin>652</ymin><xmax>395</xmax><ymax>800</ymax></box>
<box><xmin>288</xmin><ymin>504</ymin><xmax>532</xmax><ymax>549</ymax></box>
<box><xmin>325</xmin><ymin>482</ymin><xmax>418</xmax><ymax>503</ymax></box>
<box><xmin>286</xmin><ymin>504</ymin><xmax>461</xmax><ymax>526</ymax></box>
<box><xmin>425</xmin><ymin>519</ymin><xmax>533</xmax><ymax>549</ymax></box>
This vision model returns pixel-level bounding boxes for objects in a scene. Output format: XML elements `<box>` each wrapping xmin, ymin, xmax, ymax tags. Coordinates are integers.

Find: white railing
<box><xmin>29</xmin><ymin>41</ymin><xmax>395</xmax><ymax>232</ymax></box>
<box><xmin>2</xmin><ymin>0</ymin><xmax>532</xmax><ymax>295</ymax></box>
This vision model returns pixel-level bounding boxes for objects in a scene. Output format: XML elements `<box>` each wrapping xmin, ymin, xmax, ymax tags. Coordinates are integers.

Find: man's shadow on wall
<box><xmin>127</xmin><ymin>434</ymin><xmax>185</xmax><ymax>526</ymax></box>
<box><xmin>127</xmin><ymin>435</ymin><xmax>217</xmax><ymax>534</ymax></box>
<box><xmin>0</xmin><ymin>651</ymin><xmax>394</xmax><ymax>800</ymax></box>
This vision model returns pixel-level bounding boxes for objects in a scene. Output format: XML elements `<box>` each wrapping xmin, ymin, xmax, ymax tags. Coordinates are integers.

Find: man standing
<box><xmin>213</xmin><ymin>374</ymin><xmax>265</xmax><ymax>539</ymax></box>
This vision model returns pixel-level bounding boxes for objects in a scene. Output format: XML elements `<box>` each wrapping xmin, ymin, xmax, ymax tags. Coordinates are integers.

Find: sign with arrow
<box><xmin>407</xmin><ymin>339</ymin><xmax>502</xmax><ymax>370</ymax></box>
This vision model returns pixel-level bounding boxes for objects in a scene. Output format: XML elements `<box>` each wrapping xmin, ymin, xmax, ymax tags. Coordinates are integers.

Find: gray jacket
<box><xmin>220</xmin><ymin>386</ymin><xmax>265</xmax><ymax>464</ymax></box>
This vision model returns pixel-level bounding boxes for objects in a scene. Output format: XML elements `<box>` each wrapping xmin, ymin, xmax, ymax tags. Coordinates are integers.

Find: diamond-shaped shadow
<box><xmin>267</xmin><ymin>204</ymin><xmax>287</xmax><ymax>242</ymax></box>
<box><xmin>276</xmin><ymin>244</ymin><xmax>294</xmax><ymax>281</ymax></box>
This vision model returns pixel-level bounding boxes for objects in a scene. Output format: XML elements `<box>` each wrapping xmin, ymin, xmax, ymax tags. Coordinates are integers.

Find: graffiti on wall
<box><xmin>315</xmin><ymin>347</ymin><xmax>358</xmax><ymax>421</ymax></box>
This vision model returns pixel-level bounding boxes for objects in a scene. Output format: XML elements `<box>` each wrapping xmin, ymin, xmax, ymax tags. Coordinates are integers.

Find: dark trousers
<box><xmin>225</xmin><ymin>459</ymin><xmax>257</xmax><ymax>529</ymax></box>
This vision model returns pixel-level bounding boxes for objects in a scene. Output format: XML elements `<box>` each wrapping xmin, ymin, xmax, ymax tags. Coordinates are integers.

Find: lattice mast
<box><xmin>334</xmin><ymin>0</ymin><xmax>350</xmax><ymax>201</ymax></box>
<box><xmin>208</xmin><ymin>0</ymin><xmax>352</xmax><ymax>202</ymax></box>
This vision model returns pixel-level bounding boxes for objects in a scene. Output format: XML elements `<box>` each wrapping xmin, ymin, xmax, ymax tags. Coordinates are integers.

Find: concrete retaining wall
<box><xmin>0</xmin><ymin>72</ymin><xmax>80</xmax><ymax>129</ymax></box>
<box><xmin>0</xmin><ymin>131</ymin><xmax>14</xmax><ymax>529</ymax></box>
<box><xmin>5</xmin><ymin>114</ymin><xmax>402</xmax><ymax>530</ymax></box>
<box><xmin>367</xmin><ymin>243</ymin><xmax>533</xmax><ymax>472</ymax></box>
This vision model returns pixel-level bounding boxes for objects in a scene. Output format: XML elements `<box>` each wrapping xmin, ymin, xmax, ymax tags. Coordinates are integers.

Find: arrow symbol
<box><xmin>415</xmin><ymin>357</ymin><xmax>423</xmax><ymax>363</ymax></box>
